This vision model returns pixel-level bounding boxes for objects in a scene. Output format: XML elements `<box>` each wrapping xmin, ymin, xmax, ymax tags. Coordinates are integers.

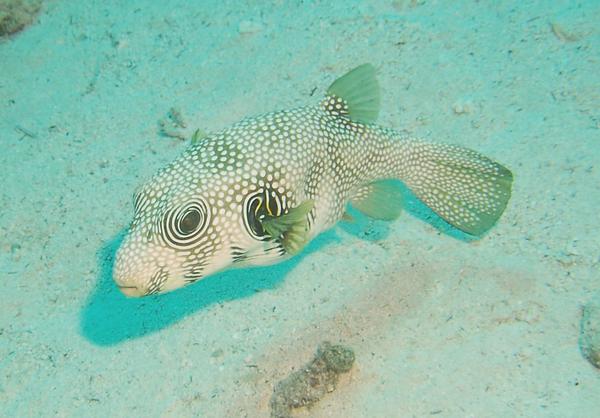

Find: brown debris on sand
<box><xmin>0</xmin><ymin>0</ymin><xmax>42</xmax><ymax>36</ymax></box>
<box><xmin>270</xmin><ymin>342</ymin><xmax>355</xmax><ymax>418</ymax></box>
<box><xmin>580</xmin><ymin>299</ymin><xmax>600</xmax><ymax>369</ymax></box>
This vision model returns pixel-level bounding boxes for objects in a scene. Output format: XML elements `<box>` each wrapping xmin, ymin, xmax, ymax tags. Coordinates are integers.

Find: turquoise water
<box><xmin>1</xmin><ymin>1</ymin><xmax>599</xmax><ymax>416</ymax></box>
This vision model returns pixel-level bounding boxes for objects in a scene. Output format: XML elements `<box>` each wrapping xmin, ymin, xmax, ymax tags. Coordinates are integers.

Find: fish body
<box><xmin>114</xmin><ymin>64</ymin><xmax>512</xmax><ymax>297</ymax></box>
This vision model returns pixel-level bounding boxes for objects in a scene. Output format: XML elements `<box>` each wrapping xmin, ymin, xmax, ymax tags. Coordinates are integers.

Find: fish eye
<box><xmin>179</xmin><ymin>209</ymin><xmax>201</xmax><ymax>234</ymax></box>
<box><xmin>163</xmin><ymin>198</ymin><xmax>210</xmax><ymax>248</ymax></box>
<box><xmin>242</xmin><ymin>188</ymin><xmax>284</xmax><ymax>240</ymax></box>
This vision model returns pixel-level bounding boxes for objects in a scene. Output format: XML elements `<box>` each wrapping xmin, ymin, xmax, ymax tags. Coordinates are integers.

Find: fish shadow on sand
<box><xmin>80</xmin><ymin>227</ymin><xmax>340</xmax><ymax>346</ymax></box>
<box><xmin>80</xmin><ymin>182</ymin><xmax>471</xmax><ymax>346</ymax></box>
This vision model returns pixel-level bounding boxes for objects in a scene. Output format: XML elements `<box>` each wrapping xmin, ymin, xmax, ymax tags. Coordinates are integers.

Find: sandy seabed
<box><xmin>1</xmin><ymin>1</ymin><xmax>599</xmax><ymax>417</ymax></box>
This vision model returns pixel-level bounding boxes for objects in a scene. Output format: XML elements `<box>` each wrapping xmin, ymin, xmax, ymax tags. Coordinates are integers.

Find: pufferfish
<box><xmin>114</xmin><ymin>64</ymin><xmax>513</xmax><ymax>297</ymax></box>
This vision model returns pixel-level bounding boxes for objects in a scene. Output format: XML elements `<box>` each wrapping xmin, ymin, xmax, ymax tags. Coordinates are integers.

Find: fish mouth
<box><xmin>117</xmin><ymin>284</ymin><xmax>147</xmax><ymax>298</ymax></box>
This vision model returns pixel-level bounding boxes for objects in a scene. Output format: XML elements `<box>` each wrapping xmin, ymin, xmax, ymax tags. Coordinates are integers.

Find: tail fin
<box><xmin>401</xmin><ymin>141</ymin><xmax>513</xmax><ymax>235</ymax></box>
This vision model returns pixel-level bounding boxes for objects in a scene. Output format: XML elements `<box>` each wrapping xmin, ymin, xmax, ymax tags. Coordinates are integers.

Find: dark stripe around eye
<box><xmin>163</xmin><ymin>198</ymin><xmax>210</xmax><ymax>249</ymax></box>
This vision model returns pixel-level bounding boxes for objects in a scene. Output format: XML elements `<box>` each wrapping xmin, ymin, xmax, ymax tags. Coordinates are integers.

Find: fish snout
<box><xmin>113</xmin><ymin>233</ymin><xmax>210</xmax><ymax>296</ymax></box>
<box><xmin>113</xmin><ymin>245</ymin><xmax>156</xmax><ymax>297</ymax></box>
<box><xmin>113</xmin><ymin>270</ymin><xmax>150</xmax><ymax>297</ymax></box>
<box><xmin>115</xmin><ymin>282</ymin><xmax>148</xmax><ymax>298</ymax></box>
<box><xmin>113</xmin><ymin>249</ymin><xmax>181</xmax><ymax>297</ymax></box>
<box><xmin>113</xmin><ymin>232</ymin><xmax>179</xmax><ymax>296</ymax></box>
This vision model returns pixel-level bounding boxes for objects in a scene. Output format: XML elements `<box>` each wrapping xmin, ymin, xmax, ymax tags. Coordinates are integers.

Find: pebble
<box><xmin>239</xmin><ymin>20</ymin><xmax>264</xmax><ymax>35</ymax></box>
<box><xmin>452</xmin><ymin>99</ymin><xmax>473</xmax><ymax>115</ymax></box>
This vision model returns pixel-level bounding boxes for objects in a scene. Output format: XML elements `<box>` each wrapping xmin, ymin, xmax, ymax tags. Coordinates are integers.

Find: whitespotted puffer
<box><xmin>114</xmin><ymin>64</ymin><xmax>513</xmax><ymax>297</ymax></box>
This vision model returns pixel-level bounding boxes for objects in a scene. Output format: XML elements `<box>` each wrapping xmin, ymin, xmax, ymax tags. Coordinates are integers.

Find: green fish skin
<box><xmin>114</xmin><ymin>64</ymin><xmax>513</xmax><ymax>297</ymax></box>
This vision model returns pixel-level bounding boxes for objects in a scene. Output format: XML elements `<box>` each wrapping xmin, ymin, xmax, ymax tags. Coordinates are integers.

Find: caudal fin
<box><xmin>402</xmin><ymin>141</ymin><xmax>513</xmax><ymax>235</ymax></box>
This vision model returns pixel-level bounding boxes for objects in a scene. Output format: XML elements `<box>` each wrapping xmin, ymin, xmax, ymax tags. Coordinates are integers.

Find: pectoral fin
<box><xmin>261</xmin><ymin>200</ymin><xmax>314</xmax><ymax>255</ymax></box>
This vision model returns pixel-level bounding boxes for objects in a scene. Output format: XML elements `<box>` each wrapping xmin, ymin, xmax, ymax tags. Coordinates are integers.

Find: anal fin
<box><xmin>350</xmin><ymin>180</ymin><xmax>403</xmax><ymax>221</ymax></box>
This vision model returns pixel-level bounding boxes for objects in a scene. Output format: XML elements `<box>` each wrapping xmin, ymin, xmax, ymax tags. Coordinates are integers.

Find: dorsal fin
<box><xmin>190</xmin><ymin>128</ymin><xmax>208</xmax><ymax>145</ymax></box>
<box><xmin>323</xmin><ymin>63</ymin><xmax>381</xmax><ymax>124</ymax></box>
